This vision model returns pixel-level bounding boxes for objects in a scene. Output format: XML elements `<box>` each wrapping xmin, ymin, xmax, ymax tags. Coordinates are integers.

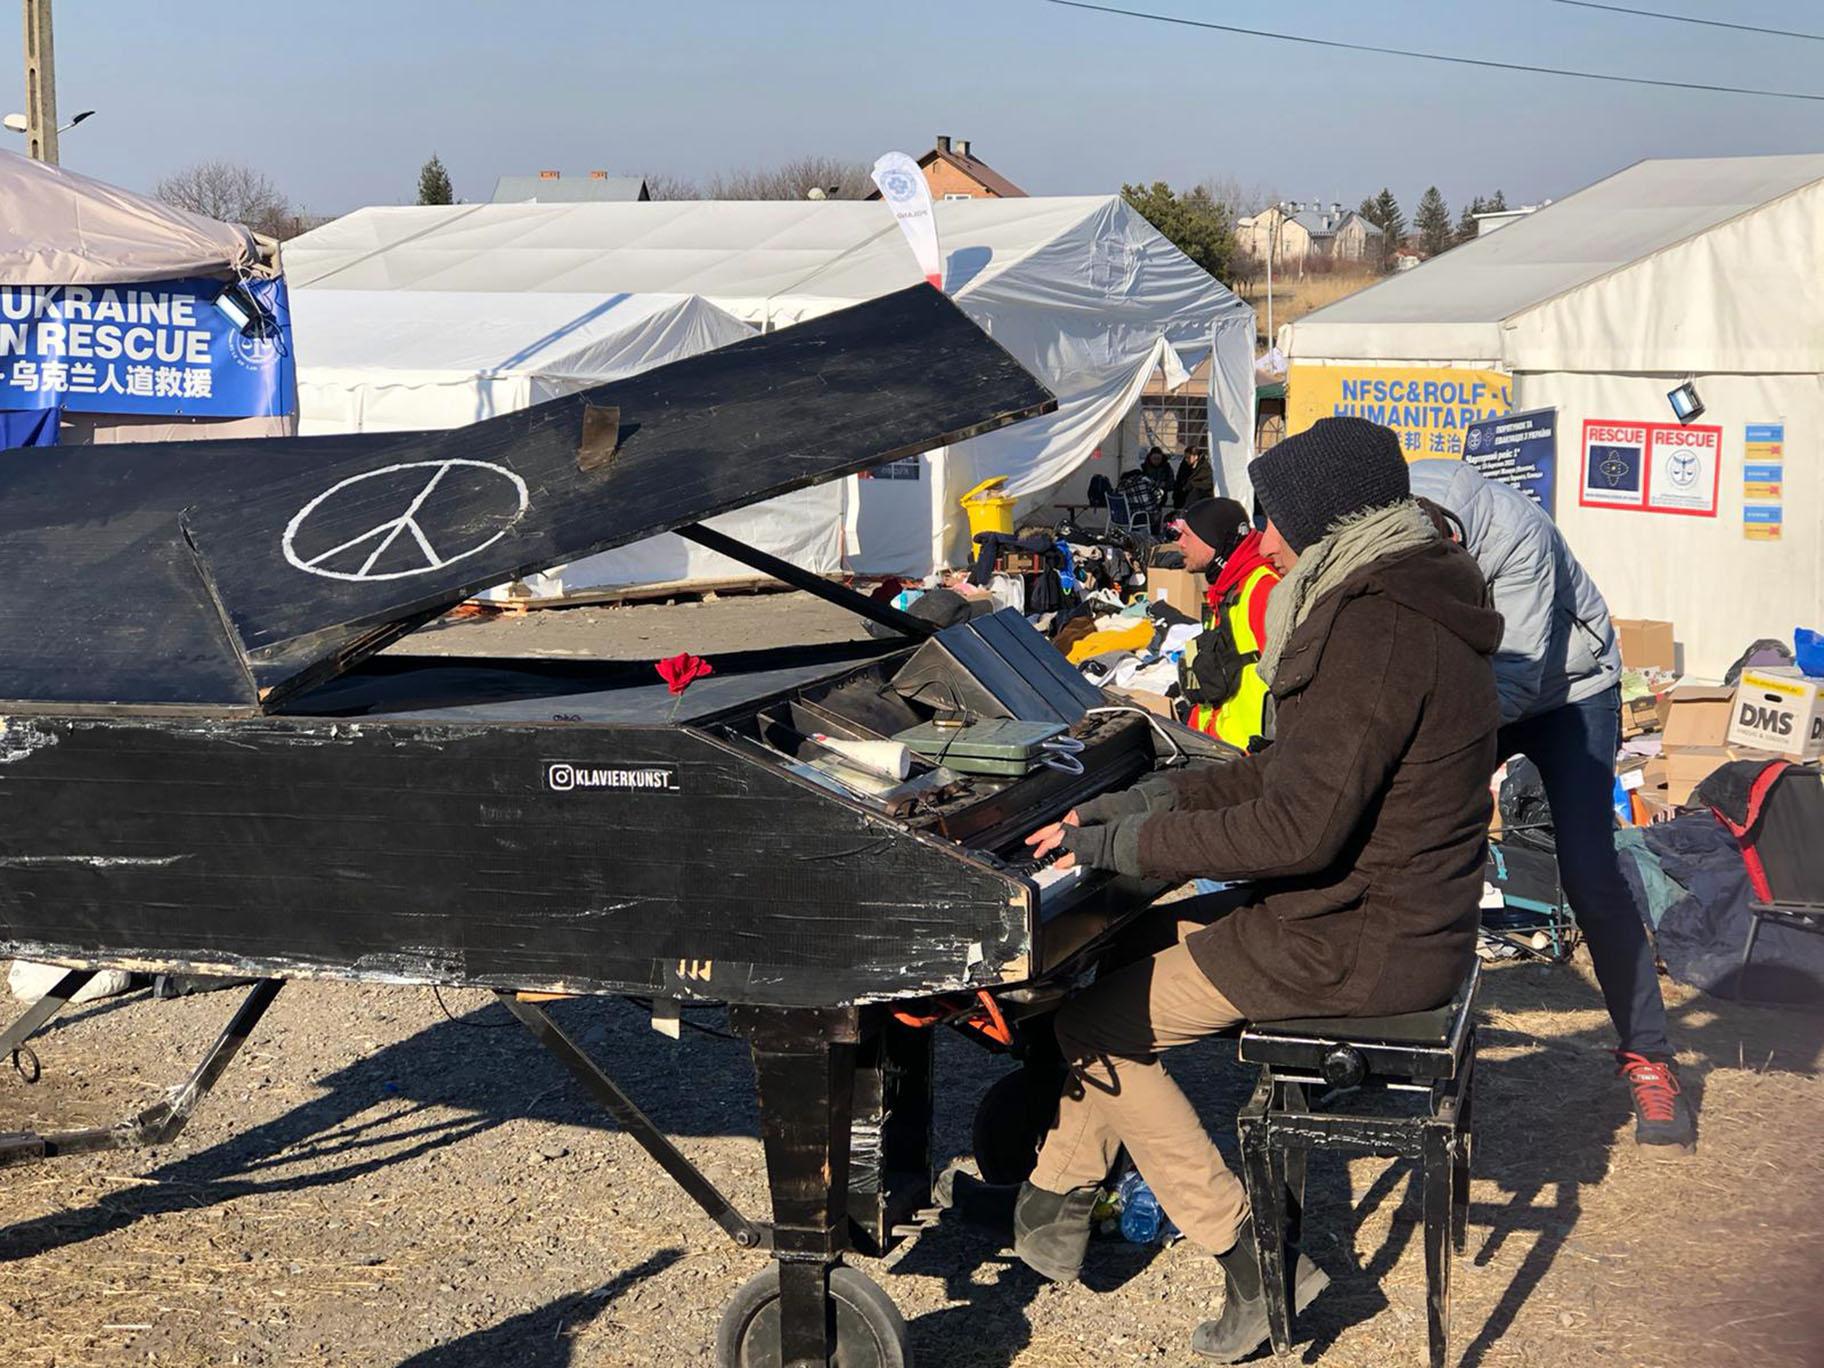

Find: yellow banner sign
<box><xmin>1288</xmin><ymin>364</ymin><xmax>1512</xmax><ymax>459</ymax></box>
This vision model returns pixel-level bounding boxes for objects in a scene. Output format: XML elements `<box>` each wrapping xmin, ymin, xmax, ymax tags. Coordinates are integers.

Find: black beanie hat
<box><xmin>1179</xmin><ymin>497</ymin><xmax>1251</xmax><ymax>562</ymax></box>
<box><xmin>1247</xmin><ymin>416</ymin><xmax>1410</xmax><ymax>553</ymax></box>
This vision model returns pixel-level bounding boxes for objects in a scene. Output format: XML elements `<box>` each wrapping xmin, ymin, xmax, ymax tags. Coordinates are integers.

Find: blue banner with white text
<box><xmin>0</xmin><ymin>276</ymin><xmax>294</xmax><ymax>418</ymax></box>
<box><xmin>1464</xmin><ymin>406</ymin><xmax>1557</xmax><ymax>518</ymax></box>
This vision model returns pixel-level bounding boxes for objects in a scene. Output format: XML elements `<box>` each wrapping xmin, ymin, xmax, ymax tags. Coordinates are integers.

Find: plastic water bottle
<box><xmin>1114</xmin><ymin>1170</ymin><xmax>1179</xmax><ymax>1244</ymax></box>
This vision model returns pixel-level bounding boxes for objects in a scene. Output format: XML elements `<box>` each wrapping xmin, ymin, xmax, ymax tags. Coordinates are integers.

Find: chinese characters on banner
<box><xmin>1287</xmin><ymin>364</ymin><xmax>1511</xmax><ymax>458</ymax></box>
<box><xmin>1579</xmin><ymin>419</ymin><xmax>1720</xmax><ymax>517</ymax></box>
<box><xmin>1743</xmin><ymin>422</ymin><xmax>1783</xmax><ymax>541</ymax></box>
<box><xmin>0</xmin><ymin>277</ymin><xmax>293</xmax><ymax>418</ymax></box>
<box><xmin>1463</xmin><ymin>407</ymin><xmax>1556</xmax><ymax>517</ymax></box>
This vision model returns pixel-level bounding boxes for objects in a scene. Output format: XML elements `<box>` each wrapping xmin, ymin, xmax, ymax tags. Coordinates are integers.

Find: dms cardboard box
<box><xmin>1727</xmin><ymin>667</ymin><xmax>1824</xmax><ymax>760</ymax></box>
<box><xmin>1614</xmin><ymin>619</ymin><xmax>1675</xmax><ymax>673</ymax></box>
<box><xmin>1145</xmin><ymin>566</ymin><xmax>1206</xmax><ymax>621</ymax></box>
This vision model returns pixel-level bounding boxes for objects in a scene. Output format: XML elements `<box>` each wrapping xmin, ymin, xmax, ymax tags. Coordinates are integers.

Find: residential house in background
<box><xmin>1237</xmin><ymin>203</ymin><xmax>1383</xmax><ymax>265</ymax></box>
<box><xmin>867</xmin><ymin>136</ymin><xmax>1027</xmax><ymax>202</ymax></box>
<box><xmin>492</xmin><ymin>171</ymin><xmax>651</xmax><ymax>203</ymax></box>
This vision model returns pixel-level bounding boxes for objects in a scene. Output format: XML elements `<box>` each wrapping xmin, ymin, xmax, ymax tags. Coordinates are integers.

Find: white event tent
<box><xmin>284</xmin><ymin>196</ymin><xmax>1255</xmax><ymax>596</ymax></box>
<box><xmin>1285</xmin><ymin>154</ymin><xmax>1824</xmax><ymax>678</ymax></box>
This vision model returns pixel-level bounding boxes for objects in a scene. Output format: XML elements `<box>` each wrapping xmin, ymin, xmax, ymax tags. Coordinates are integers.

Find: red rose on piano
<box><xmin>656</xmin><ymin>653</ymin><xmax>714</xmax><ymax>696</ymax></box>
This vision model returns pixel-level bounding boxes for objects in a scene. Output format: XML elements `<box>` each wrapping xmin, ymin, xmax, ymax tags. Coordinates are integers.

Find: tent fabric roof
<box><xmin>287</xmin><ymin>290</ymin><xmax>746</xmax><ymax>384</ymax></box>
<box><xmin>491</xmin><ymin>175</ymin><xmax>650</xmax><ymax>203</ymax></box>
<box><xmin>0</xmin><ymin>149</ymin><xmax>261</xmax><ymax>286</ymax></box>
<box><xmin>283</xmin><ymin>196</ymin><xmax>1230</xmax><ymax>325</ymax></box>
<box><xmin>1286</xmin><ymin>154</ymin><xmax>1824</xmax><ymax>364</ymax></box>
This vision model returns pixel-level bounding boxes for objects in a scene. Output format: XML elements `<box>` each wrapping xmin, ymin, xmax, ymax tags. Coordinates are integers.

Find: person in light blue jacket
<box><xmin>1410</xmin><ymin>459</ymin><xmax>1694</xmax><ymax>1156</ymax></box>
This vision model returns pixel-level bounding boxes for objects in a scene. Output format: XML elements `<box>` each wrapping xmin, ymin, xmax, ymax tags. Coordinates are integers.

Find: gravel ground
<box><xmin>2</xmin><ymin>595</ymin><xmax>1820</xmax><ymax>1367</ymax></box>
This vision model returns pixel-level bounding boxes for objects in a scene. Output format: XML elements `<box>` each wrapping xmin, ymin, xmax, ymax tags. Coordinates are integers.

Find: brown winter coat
<box><xmin>1104</xmin><ymin>540</ymin><xmax>1501</xmax><ymax>1020</ymax></box>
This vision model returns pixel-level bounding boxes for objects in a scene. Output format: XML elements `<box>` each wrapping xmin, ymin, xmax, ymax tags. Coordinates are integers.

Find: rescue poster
<box><xmin>1287</xmin><ymin>364</ymin><xmax>1511</xmax><ymax>459</ymax></box>
<box><xmin>1579</xmin><ymin>420</ymin><xmax>1648</xmax><ymax>507</ymax></box>
<box><xmin>1579</xmin><ymin>419</ymin><xmax>1720</xmax><ymax>517</ymax></box>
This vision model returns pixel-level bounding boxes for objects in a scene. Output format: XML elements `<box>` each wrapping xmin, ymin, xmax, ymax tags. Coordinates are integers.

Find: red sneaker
<box><xmin>1616</xmin><ymin>1052</ymin><xmax>1696</xmax><ymax>1157</ymax></box>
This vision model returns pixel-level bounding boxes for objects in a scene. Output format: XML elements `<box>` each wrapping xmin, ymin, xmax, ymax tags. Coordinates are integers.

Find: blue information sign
<box><xmin>1463</xmin><ymin>406</ymin><xmax>1557</xmax><ymax>517</ymax></box>
<box><xmin>0</xmin><ymin>276</ymin><xmax>293</xmax><ymax>419</ymax></box>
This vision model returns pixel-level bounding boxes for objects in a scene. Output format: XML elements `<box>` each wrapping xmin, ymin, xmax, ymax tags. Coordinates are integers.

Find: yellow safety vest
<box><xmin>1188</xmin><ymin>564</ymin><xmax>1274</xmax><ymax>750</ymax></box>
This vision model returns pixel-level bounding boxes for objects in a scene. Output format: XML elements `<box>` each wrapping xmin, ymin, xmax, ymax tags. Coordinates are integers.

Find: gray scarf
<box><xmin>1258</xmin><ymin>499</ymin><xmax>1438</xmax><ymax>686</ymax></box>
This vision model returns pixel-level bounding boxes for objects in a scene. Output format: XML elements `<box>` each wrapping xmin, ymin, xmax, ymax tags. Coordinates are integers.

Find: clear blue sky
<box><xmin>7</xmin><ymin>0</ymin><xmax>1824</xmax><ymax>219</ymax></box>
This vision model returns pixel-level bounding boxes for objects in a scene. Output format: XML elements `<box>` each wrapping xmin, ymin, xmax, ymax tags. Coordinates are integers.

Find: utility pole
<box><xmin>22</xmin><ymin>0</ymin><xmax>58</xmax><ymax>164</ymax></box>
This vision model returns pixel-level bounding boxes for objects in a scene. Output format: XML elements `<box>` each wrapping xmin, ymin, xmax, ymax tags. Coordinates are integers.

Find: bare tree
<box><xmin>640</xmin><ymin>170</ymin><xmax>701</xmax><ymax>201</ymax></box>
<box><xmin>706</xmin><ymin>155</ymin><xmax>872</xmax><ymax>201</ymax></box>
<box><xmin>1196</xmin><ymin>175</ymin><xmax>1281</xmax><ymax>231</ymax></box>
<box><xmin>154</xmin><ymin>160</ymin><xmax>294</xmax><ymax>237</ymax></box>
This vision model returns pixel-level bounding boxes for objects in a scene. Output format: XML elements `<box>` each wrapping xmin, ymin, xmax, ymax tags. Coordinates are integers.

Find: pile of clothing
<box><xmin>1052</xmin><ymin>593</ymin><xmax>1200</xmax><ymax>699</ymax></box>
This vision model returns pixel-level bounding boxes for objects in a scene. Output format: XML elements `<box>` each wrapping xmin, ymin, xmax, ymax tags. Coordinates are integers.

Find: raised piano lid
<box><xmin>0</xmin><ymin>285</ymin><xmax>1053</xmax><ymax>713</ymax></box>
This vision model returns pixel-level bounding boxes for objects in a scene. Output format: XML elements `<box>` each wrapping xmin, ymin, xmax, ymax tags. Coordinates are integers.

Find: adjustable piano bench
<box><xmin>1236</xmin><ymin>960</ymin><xmax>1480</xmax><ymax>1368</ymax></box>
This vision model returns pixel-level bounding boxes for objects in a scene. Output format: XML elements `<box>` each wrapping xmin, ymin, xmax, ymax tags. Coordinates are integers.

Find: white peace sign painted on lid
<box><xmin>282</xmin><ymin>459</ymin><xmax>530</xmax><ymax>582</ymax></box>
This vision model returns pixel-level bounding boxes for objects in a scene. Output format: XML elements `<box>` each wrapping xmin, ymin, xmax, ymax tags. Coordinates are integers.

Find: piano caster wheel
<box><xmin>716</xmin><ymin>1263</ymin><xmax>910</xmax><ymax>1367</ymax></box>
<box><xmin>972</xmin><ymin>1064</ymin><xmax>1063</xmax><ymax>1186</ymax></box>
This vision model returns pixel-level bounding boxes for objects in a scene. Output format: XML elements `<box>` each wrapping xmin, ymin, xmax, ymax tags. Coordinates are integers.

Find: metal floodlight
<box><xmin>1</xmin><ymin>114</ymin><xmax>26</xmax><ymax>134</ymax></box>
<box><xmin>1667</xmin><ymin>380</ymin><xmax>1705</xmax><ymax>424</ymax></box>
<box><xmin>63</xmin><ymin>110</ymin><xmax>96</xmax><ymax>132</ymax></box>
<box><xmin>211</xmin><ymin>283</ymin><xmax>266</xmax><ymax>338</ymax></box>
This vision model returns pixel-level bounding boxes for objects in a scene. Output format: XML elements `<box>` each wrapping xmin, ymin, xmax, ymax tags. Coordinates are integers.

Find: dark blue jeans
<box><xmin>1498</xmin><ymin>685</ymin><xmax>1673</xmax><ymax>1059</ymax></box>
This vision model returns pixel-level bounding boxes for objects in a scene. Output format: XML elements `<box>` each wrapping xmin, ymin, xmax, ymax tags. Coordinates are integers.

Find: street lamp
<box><xmin>3</xmin><ymin>108</ymin><xmax>93</xmax><ymax>135</ymax></box>
<box><xmin>1263</xmin><ymin>201</ymin><xmax>1301</xmax><ymax>352</ymax></box>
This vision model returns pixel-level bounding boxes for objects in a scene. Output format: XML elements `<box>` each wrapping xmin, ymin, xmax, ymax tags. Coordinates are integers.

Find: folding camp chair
<box><xmin>1709</xmin><ymin>763</ymin><xmax>1824</xmax><ymax>989</ymax></box>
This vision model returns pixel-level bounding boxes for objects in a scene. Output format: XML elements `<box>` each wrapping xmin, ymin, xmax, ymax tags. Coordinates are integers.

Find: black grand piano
<box><xmin>0</xmin><ymin>286</ymin><xmax>1219</xmax><ymax>1366</ymax></box>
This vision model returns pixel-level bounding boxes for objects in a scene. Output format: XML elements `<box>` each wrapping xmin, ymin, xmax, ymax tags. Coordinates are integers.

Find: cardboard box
<box><xmin>1145</xmin><ymin>566</ymin><xmax>1206</xmax><ymax>620</ymax></box>
<box><xmin>1620</xmin><ymin>693</ymin><xmax>1662</xmax><ymax>738</ymax></box>
<box><xmin>1615</xmin><ymin>619</ymin><xmax>1676</xmax><ymax>673</ymax></box>
<box><xmin>1663</xmin><ymin>747</ymin><xmax>1732</xmax><ymax>806</ymax></box>
<box><xmin>1659</xmin><ymin>684</ymin><xmax>1734</xmax><ymax>749</ymax></box>
<box><xmin>1661</xmin><ymin>744</ymin><xmax>1784</xmax><ymax>805</ymax></box>
<box><xmin>1727</xmin><ymin>667</ymin><xmax>1824</xmax><ymax>760</ymax></box>
<box><xmin>1119</xmin><ymin>689</ymin><xmax>1180</xmax><ymax>722</ymax></box>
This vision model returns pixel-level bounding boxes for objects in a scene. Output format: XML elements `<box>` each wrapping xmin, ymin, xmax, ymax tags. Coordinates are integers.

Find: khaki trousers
<box><xmin>1028</xmin><ymin>936</ymin><xmax>1250</xmax><ymax>1254</ymax></box>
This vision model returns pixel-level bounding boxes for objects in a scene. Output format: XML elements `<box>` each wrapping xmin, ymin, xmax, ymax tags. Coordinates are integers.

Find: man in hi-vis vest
<box><xmin>1173</xmin><ymin>498</ymin><xmax>1280</xmax><ymax>750</ymax></box>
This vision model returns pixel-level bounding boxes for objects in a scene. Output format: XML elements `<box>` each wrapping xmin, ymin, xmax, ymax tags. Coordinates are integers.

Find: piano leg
<box><xmin>728</xmin><ymin>1004</ymin><xmax>911</xmax><ymax>1368</ymax></box>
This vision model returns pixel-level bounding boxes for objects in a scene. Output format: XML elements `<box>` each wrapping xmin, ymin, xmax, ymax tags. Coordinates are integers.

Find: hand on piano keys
<box><xmin>1024</xmin><ymin>809</ymin><xmax>1081</xmax><ymax>871</ymax></box>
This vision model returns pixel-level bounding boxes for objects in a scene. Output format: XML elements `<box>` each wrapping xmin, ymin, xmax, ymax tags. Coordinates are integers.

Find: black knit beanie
<box><xmin>1179</xmin><ymin>497</ymin><xmax>1251</xmax><ymax>562</ymax></box>
<box><xmin>1248</xmin><ymin>416</ymin><xmax>1410</xmax><ymax>553</ymax></box>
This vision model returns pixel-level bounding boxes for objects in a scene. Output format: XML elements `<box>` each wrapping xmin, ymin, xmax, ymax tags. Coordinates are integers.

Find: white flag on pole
<box><xmin>870</xmin><ymin>152</ymin><xmax>944</xmax><ymax>290</ymax></box>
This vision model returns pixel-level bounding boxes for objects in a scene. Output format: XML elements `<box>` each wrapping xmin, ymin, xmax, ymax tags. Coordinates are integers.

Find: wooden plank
<box><xmin>182</xmin><ymin>286</ymin><xmax>1054</xmax><ymax>709</ymax></box>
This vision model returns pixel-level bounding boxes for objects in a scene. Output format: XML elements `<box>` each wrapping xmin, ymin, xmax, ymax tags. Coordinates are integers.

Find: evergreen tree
<box><xmin>1415</xmin><ymin>186</ymin><xmax>1452</xmax><ymax>257</ymax></box>
<box><xmin>417</xmin><ymin>154</ymin><xmax>454</xmax><ymax>206</ymax></box>
<box><xmin>1487</xmin><ymin>189</ymin><xmax>1508</xmax><ymax>212</ymax></box>
<box><xmin>1372</xmin><ymin>187</ymin><xmax>1406</xmax><ymax>248</ymax></box>
<box><xmin>1358</xmin><ymin>189</ymin><xmax>1404</xmax><ymax>271</ymax></box>
<box><xmin>1121</xmin><ymin>181</ymin><xmax>1237</xmax><ymax>279</ymax></box>
<box><xmin>1454</xmin><ymin>196</ymin><xmax>1485</xmax><ymax>246</ymax></box>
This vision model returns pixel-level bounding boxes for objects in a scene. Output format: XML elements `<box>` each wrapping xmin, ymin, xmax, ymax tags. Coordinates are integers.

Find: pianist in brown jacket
<box><xmin>1018</xmin><ymin>416</ymin><xmax>1502</xmax><ymax>1363</ymax></box>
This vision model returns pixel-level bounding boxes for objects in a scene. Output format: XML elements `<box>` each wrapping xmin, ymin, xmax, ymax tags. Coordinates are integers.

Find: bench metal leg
<box><xmin>1421</xmin><ymin>1114</ymin><xmax>1456</xmax><ymax>1368</ymax></box>
<box><xmin>1237</xmin><ymin>1070</ymin><xmax>1294</xmax><ymax>1356</ymax></box>
<box><xmin>1452</xmin><ymin>1039</ymin><xmax>1476</xmax><ymax>1255</ymax></box>
<box><xmin>1278</xmin><ymin>1079</ymin><xmax>1308</xmax><ymax>1249</ymax></box>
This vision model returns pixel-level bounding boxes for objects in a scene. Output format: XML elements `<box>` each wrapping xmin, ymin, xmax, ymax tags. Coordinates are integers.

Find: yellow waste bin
<box><xmin>960</xmin><ymin>475</ymin><xmax>1016</xmax><ymax>540</ymax></box>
